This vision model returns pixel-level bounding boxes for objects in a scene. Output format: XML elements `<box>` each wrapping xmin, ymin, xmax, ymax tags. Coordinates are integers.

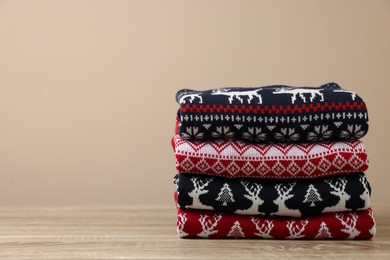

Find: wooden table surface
<box><xmin>0</xmin><ymin>205</ymin><xmax>389</xmax><ymax>259</ymax></box>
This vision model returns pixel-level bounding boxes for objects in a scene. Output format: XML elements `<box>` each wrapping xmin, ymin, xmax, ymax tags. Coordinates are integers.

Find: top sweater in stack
<box><xmin>176</xmin><ymin>83</ymin><xmax>368</xmax><ymax>143</ymax></box>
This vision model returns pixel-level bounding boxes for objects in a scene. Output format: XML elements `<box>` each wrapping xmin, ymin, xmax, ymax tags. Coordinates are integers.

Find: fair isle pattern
<box><xmin>176</xmin><ymin>207</ymin><xmax>376</xmax><ymax>239</ymax></box>
<box><xmin>175</xmin><ymin>173</ymin><xmax>371</xmax><ymax>217</ymax></box>
<box><xmin>172</xmin><ymin>135</ymin><xmax>369</xmax><ymax>179</ymax></box>
<box><xmin>179</xmin><ymin>113</ymin><xmax>367</xmax><ymax>129</ymax></box>
<box><xmin>176</xmin><ymin>83</ymin><xmax>369</xmax><ymax>143</ymax></box>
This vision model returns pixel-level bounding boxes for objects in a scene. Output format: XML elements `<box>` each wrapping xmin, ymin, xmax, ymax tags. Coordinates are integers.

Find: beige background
<box><xmin>0</xmin><ymin>0</ymin><xmax>389</xmax><ymax>205</ymax></box>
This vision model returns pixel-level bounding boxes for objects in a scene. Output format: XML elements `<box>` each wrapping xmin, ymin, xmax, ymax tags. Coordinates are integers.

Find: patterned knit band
<box><xmin>176</xmin><ymin>205</ymin><xmax>376</xmax><ymax>239</ymax></box>
<box><xmin>176</xmin><ymin>83</ymin><xmax>368</xmax><ymax>143</ymax></box>
<box><xmin>175</xmin><ymin>172</ymin><xmax>370</xmax><ymax>217</ymax></box>
<box><xmin>172</xmin><ymin>135</ymin><xmax>368</xmax><ymax>179</ymax></box>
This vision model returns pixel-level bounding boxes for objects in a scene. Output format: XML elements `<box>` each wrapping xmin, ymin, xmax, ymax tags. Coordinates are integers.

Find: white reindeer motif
<box><xmin>323</xmin><ymin>178</ymin><xmax>351</xmax><ymax>213</ymax></box>
<box><xmin>186</xmin><ymin>177</ymin><xmax>214</xmax><ymax>210</ymax></box>
<box><xmin>334</xmin><ymin>89</ymin><xmax>356</xmax><ymax>101</ymax></box>
<box><xmin>336</xmin><ymin>212</ymin><xmax>361</xmax><ymax>239</ymax></box>
<box><xmin>177</xmin><ymin>213</ymin><xmax>188</xmax><ymax>237</ymax></box>
<box><xmin>359</xmin><ymin>175</ymin><xmax>370</xmax><ymax>209</ymax></box>
<box><xmin>368</xmin><ymin>210</ymin><xmax>376</xmax><ymax>236</ymax></box>
<box><xmin>251</xmin><ymin>218</ymin><xmax>274</xmax><ymax>238</ymax></box>
<box><xmin>272</xmin><ymin>182</ymin><xmax>301</xmax><ymax>217</ymax></box>
<box><xmin>286</xmin><ymin>219</ymin><xmax>309</xmax><ymax>239</ymax></box>
<box><xmin>197</xmin><ymin>214</ymin><xmax>222</xmax><ymax>238</ymax></box>
<box><xmin>235</xmin><ymin>181</ymin><xmax>264</xmax><ymax>215</ymax></box>
<box><xmin>179</xmin><ymin>93</ymin><xmax>203</xmax><ymax>104</ymax></box>
<box><xmin>273</xmin><ymin>87</ymin><xmax>324</xmax><ymax>104</ymax></box>
<box><xmin>211</xmin><ymin>88</ymin><xmax>263</xmax><ymax>104</ymax></box>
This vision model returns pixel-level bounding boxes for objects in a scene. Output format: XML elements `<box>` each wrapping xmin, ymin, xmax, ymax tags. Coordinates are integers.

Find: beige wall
<box><xmin>0</xmin><ymin>0</ymin><xmax>389</xmax><ymax>204</ymax></box>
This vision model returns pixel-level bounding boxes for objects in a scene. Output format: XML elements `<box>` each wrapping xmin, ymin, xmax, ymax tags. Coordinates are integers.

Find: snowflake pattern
<box><xmin>181</xmin><ymin>127</ymin><xmax>205</xmax><ymax>140</ymax></box>
<box><xmin>242</xmin><ymin>127</ymin><xmax>267</xmax><ymax>142</ymax></box>
<box><xmin>274</xmin><ymin>128</ymin><xmax>300</xmax><ymax>142</ymax></box>
<box><xmin>339</xmin><ymin>124</ymin><xmax>366</xmax><ymax>140</ymax></box>
<box><xmin>211</xmin><ymin>126</ymin><xmax>235</xmax><ymax>139</ymax></box>
<box><xmin>307</xmin><ymin>125</ymin><xmax>333</xmax><ymax>142</ymax></box>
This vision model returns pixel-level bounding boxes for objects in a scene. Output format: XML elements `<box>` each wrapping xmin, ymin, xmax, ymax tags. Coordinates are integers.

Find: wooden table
<box><xmin>0</xmin><ymin>205</ymin><xmax>388</xmax><ymax>259</ymax></box>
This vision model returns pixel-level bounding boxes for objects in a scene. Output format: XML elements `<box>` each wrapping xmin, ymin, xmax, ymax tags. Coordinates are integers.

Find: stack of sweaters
<box><xmin>172</xmin><ymin>83</ymin><xmax>376</xmax><ymax>239</ymax></box>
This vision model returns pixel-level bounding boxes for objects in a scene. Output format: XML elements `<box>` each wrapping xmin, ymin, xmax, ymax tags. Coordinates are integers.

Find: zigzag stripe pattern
<box><xmin>173</xmin><ymin>135</ymin><xmax>369</xmax><ymax>178</ymax></box>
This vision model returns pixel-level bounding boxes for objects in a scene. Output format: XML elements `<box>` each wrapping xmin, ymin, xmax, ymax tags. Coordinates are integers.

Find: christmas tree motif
<box><xmin>227</xmin><ymin>221</ymin><xmax>245</xmax><ymax>238</ymax></box>
<box><xmin>315</xmin><ymin>222</ymin><xmax>332</xmax><ymax>239</ymax></box>
<box><xmin>303</xmin><ymin>184</ymin><xmax>323</xmax><ymax>207</ymax></box>
<box><xmin>216</xmin><ymin>183</ymin><xmax>235</xmax><ymax>206</ymax></box>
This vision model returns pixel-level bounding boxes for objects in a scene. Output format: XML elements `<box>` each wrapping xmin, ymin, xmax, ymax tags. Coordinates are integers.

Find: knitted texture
<box><xmin>175</xmin><ymin>173</ymin><xmax>371</xmax><ymax>217</ymax></box>
<box><xmin>176</xmin><ymin>83</ymin><xmax>368</xmax><ymax>143</ymax></box>
<box><xmin>176</xmin><ymin>206</ymin><xmax>376</xmax><ymax>239</ymax></box>
<box><xmin>172</xmin><ymin>135</ymin><xmax>369</xmax><ymax>179</ymax></box>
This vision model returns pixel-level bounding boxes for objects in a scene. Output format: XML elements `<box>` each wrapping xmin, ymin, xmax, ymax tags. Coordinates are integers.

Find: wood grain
<box><xmin>0</xmin><ymin>204</ymin><xmax>388</xmax><ymax>259</ymax></box>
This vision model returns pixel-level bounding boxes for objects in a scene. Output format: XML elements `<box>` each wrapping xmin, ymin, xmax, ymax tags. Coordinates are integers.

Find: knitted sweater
<box><xmin>176</xmin><ymin>206</ymin><xmax>376</xmax><ymax>239</ymax></box>
<box><xmin>175</xmin><ymin>173</ymin><xmax>371</xmax><ymax>217</ymax></box>
<box><xmin>172</xmin><ymin>135</ymin><xmax>368</xmax><ymax>179</ymax></box>
<box><xmin>176</xmin><ymin>83</ymin><xmax>368</xmax><ymax>143</ymax></box>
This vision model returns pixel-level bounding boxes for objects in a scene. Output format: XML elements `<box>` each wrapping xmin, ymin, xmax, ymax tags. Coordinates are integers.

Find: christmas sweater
<box><xmin>176</xmin><ymin>206</ymin><xmax>376</xmax><ymax>239</ymax></box>
<box><xmin>175</xmin><ymin>173</ymin><xmax>371</xmax><ymax>217</ymax></box>
<box><xmin>176</xmin><ymin>83</ymin><xmax>368</xmax><ymax>143</ymax></box>
<box><xmin>172</xmin><ymin>135</ymin><xmax>368</xmax><ymax>179</ymax></box>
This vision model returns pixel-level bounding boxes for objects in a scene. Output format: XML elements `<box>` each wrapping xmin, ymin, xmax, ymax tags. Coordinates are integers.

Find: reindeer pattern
<box><xmin>176</xmin><ymin>173</ymin><xmax>370</xmax><ymax>217</ymax></box>
<box><xmin>211</xmin><ymin>88</ymin><xmax>263</xmax><ymax>104</ymax></box>
<box><xmin>177</xmin><ymin>83</ymin><xmax>359</xmax><ymax>106</ymax></box>
<box><xmin>178</xmin><ymin>92</ymin><xmax>203</xmax><ymax>104</ymax></box>
<box><xmin>272</xmin><ymin>87</ymin><xmax>325</xmax><ymax>104</ymax></box>
<box><xmin>177</xmin><ymin>83</ymin><xmax>358</xmax><ymax>106</ymax></box>
<box><xmin>177</xmin><ymin>208</ymin><xmax>375</xmax><ymax>239</ymax></box>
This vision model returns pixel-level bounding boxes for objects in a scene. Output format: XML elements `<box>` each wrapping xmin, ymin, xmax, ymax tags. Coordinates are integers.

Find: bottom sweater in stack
<box><xmin>176</xmin><ymin>203</ymin><xmax>376</xmax><ymax>239</ymax></box>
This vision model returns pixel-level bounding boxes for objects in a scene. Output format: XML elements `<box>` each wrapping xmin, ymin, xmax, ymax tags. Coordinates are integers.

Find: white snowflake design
<box><xmin>211</xmin><ymin>126</ymin><xmax>235</xmax><ymax>139</ymax></box>
<box><xmin>181</xmin><ymin>127</ymin><xmax>205</xmax><ymax>140</ymax></box>
<box><xmin>307</xmin><ymin>125</ymin><xmax>333</xmax><ymax>142</ymax></box>
<box><xmin>274</xmin><ymin>128</ymin><xmax>300</xmax><ymax>142</ymax></box>
<box><xmin>242</xmin><ymin>127</ymin><xmax>267</xmax><ymax>142</ymax></box>
<box><xmin>339</xmin><ymin>124</ymin><xmax>366</xmax><ymax>140</ymax></box>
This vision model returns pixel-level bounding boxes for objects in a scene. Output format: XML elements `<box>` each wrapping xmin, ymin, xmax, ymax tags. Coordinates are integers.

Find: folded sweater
<box><xmin>176</xmin><ymin>206</ymin><xmax>376</xmax><ymax>239</ymax></box>
<box><xmin>176</xmin><ymin>83</ymin><xmax>368</xmax><ymax>143</ymax></box>
<box><xmin>175</xmin><ymin>173</ymin><xmax>370</xmax><ymax>217</ymax></box>
<box><xmin>172</xmin><ymin>135</ymin><xmax>368</xmax><ymax>179</ymax></box>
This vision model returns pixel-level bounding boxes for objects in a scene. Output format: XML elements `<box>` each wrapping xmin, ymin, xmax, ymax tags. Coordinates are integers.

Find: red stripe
<box><xmin>180</xmin><ymin>101</ymin><xmax>367</xmax><ymax>115</ymax></box>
